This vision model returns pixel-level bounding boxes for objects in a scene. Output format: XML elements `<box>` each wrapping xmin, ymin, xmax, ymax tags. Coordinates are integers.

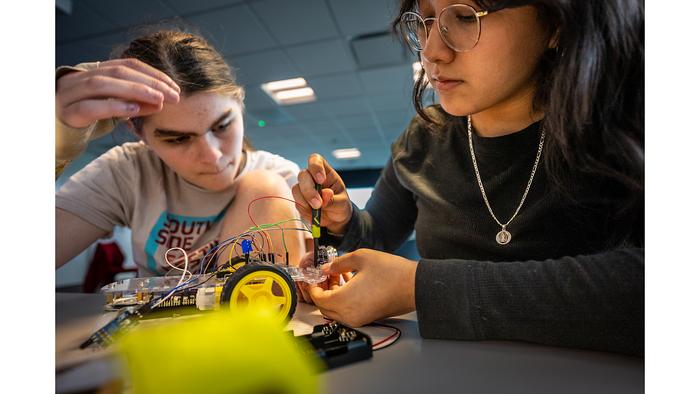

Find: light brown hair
<box><xmin>117</xmin><ymin>29</ymin><xmax>253</xmax><ymax>150</ymax></box>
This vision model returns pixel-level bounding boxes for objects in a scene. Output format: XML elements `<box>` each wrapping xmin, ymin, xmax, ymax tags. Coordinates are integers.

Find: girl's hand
<box><xmin>292</xmin><ymin>153</ymin><xmax>353</xmax><ymax>235</ymax></box>
<box><xmin>304</xmin><ymin>249</ymin><xmax>418</xmax><ymax>327</ymax></box>
<box><xmin>295</xmin><ymin>251</ymin><xmax>350</xmax><ymax>305</ymax></box>
<box><xmin>56</xmin><ymin>58</ymin><xmax>181</xmax><ymax>129</ymax></box>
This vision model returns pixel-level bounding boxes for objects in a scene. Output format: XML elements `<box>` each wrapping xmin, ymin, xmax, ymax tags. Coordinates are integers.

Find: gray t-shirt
<box><xmin>56</xmin><ymin>142</ymin><xmax>300</xmax><ymax>276</ymax></box>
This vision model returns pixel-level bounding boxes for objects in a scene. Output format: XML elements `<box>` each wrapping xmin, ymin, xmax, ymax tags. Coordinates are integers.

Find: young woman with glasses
<box><xmin>294</xmin><ymin>0</ymin><xmax>643</xmax><ymax>355</ymax></box>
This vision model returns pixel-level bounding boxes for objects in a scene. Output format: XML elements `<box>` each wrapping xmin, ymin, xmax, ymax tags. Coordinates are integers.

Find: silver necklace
<box><xmin>467</xmin><ymin>115</ymin><xmax>545</xmax><ymax>245</ymax></box>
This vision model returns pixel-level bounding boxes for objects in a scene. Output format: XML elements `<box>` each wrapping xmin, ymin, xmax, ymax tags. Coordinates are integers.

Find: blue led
<box><xmin>241</xmin><ymin>239</ymin><xmax>253</xmax><ymax>254</ymax></box>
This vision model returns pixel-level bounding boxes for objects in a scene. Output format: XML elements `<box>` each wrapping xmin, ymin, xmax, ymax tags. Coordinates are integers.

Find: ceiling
<box><xmin>56</xmin><ymin>0</ymin><xmax>422</xmax><ymax>171</ymax></box>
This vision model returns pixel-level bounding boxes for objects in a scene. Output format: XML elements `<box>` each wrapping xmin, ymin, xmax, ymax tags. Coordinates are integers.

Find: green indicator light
<box><xmin>258</xmin><ymin>120</ymin><xmax>266</xmax><ymax>127</ymax></box>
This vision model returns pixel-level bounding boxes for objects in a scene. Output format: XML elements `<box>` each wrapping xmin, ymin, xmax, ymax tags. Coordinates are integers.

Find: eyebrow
<box><xmin>153</xmin><ymin>109</ymin><xmax>234</xmax><ymax>138</ymax></box>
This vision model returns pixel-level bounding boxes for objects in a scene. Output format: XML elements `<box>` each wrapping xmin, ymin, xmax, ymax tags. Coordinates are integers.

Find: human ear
<box><xmin>125</xmin><ymin>118</ymin><xmax>146</xmax><ymax>141</ymax></box>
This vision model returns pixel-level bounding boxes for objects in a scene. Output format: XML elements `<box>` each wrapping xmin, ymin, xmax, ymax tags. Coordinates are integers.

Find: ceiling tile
<box><xmin>247</xmin><ymin>125</ymin><xmax>308</xmax><ymax>151</ymax></box>
<box><xmin>345</xmin><ymin>129</ymin><xmax>383</xmax><ymax>145</ymax></box>
<box><xmin>300</xmin><ymin>119</ymin><xmax>341</xmax><ymax>135</ymax></box>
<box><xmin>336</xmin><ymin>114</ymin><xmax>376</xmax><ymax>131</ymax></box>
<box><xmin>375</xmin><ymin>109</ymin><xmax>413</xmax><ymax>127</ymax></box>
<box><xmin>285</xmin><ymin>39</ymin><xmax>356</xmax><ymax>77</ymax></box>
<box><xmin>56</xmin><ymin>2</ymin><xmax>118</xmax><ymax>43</ymax></box>
<box><xmin>163</xmin><ymin>0</ymin><xmax>243</xmax><ymax>15</ymax></box>
<box><xmin>250</xmin><ymin>0</ymin><xmax>337</xmax><ymax>45</ymax></box>
<box><xmin>320</xmin><ymin>97</ymin><xmax>369</xmax><ymax>117</ymax></box>
<box><xmin>187</xmin><ymin>4</ymin><xmax>277</xmax><ymax>56</ymax></box>
<box><xmin>83</xmin><ymin>31</ymin><xmax>131</xmax><ymax>57</ymax></box>
<box><xmin>351</xmin><ymin>33</ymin><xmax>408</xmax><ymax>68</ymax></box>
<box><xmin>79</xmin><ymin>0</ymin><xmax>177</xmax><ymax>30</ymax></box>
<box><xmin>242</xmin><ymin>85</ymin><xmax>277</xmax><ymax>111</ymax></box>
<box><xmin>368</xmin><ymin>91</ymin><xmax>414</xmax><ymax>112</ymax></box>
<box><xmin>308</xmin><ymin>73</ymin><xmax>364</xmax><ymax>100</ymax></box>
<box><xmin>305</xmin><ymin>128</ymin><xmax>351</xmax><ymax>149</ymax></box>
<box><xmin>358</xmin><ymin>64</ymin><xmax>414</xmax><ymax>94</ymax></box>
<box><xmin>283</xmin><ymin>102</ymin><xmax>328</xmax><ymax>121</ymax></box>
<box><xmin>246</xmin><ymin>107</ymin><xmax>294</xmax><ymax>127</ymax></box>
<box><xmin>328</xmin><ymin>0</ymin><xmax>397</xmax><ymax>37</ymax></box>
<box><xmin>229</xmin><ymin>50</ymin><xmax>299</xmax><ymax>85</ymax></box>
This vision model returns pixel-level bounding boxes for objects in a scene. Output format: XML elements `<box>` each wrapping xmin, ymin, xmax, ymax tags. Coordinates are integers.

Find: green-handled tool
<box><xmin>312</xmin><ymin>183</ymin><xmax>322</xmax><ymax>267</ymax></box>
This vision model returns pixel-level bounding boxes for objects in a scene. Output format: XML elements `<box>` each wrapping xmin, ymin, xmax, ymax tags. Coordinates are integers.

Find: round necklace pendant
<box><xmin>496</xmin><ymin>229</ymin><xmax>512</xmax><ymax>245</ymax></box>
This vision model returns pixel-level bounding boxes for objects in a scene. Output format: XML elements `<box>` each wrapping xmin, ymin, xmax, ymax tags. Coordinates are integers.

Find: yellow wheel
<box><xmin>220</xmin><ymin>264</ymin><xmax>297</xmax><ymax>322</ymax></box>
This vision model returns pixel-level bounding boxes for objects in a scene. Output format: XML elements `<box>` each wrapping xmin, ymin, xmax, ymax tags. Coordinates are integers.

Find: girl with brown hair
<box><xmin>55</xmin><ymin>30</ymin><xmax>306</xmax><ymax>275</ymax></box>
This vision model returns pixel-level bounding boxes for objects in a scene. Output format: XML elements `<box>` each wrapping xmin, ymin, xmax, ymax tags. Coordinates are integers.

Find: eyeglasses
<box><xmin>399</xmin><ymin>4</ymin><xmax>501</xmax><ymax>53</ymax></box>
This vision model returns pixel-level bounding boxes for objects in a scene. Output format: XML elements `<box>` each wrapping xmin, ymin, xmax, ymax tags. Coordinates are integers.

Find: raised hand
<box><xmin>56</xmin><ymin>58</ymin><xmax>180</xmax><ymax>129</ymax></box>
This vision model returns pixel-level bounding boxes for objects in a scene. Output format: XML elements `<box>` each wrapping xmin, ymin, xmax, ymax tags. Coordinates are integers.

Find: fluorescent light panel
<box><xmin>261</xmin><ymin>77</ymin><xmax>316</xmax><ymax>105</ymax></box>
<box><xmin>261</xmin><ymin>77</ymin><xmax>307</xmax><ymax>92</ymax></box>
<box><xmin>275</xmin><ymin>87</ymin><xmax>314</xmax><ymax>100</ymax></box>
<box><xmin>332</xmin><ymin>148</ymin><xmax>362</xmax><ymax>160</ymax></box>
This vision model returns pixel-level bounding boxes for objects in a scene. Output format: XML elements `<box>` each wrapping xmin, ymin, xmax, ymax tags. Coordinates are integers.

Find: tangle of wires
<box><xmin>151</xmin><ymin>196</ymin><xmax>313</xmax><ymax>309</ymax></box>
<box><xmin>195</xmin><ymin>195</ymin><xmax>313</xmax><ymax>274</ymax></box>
<box><xmin>197</xmin><ymin>218</ymin><xmax>312</xmax><ymax>274</ymax></box>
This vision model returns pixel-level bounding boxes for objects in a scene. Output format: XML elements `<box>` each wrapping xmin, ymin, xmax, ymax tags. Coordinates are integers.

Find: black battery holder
<box><xmin>301</xmin><ymin>321</ymin><xmax>373</xmax><ymax>369</ymax></box>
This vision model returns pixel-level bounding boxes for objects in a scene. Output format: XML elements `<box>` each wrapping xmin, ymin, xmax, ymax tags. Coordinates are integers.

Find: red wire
<box><xmin>373</xmin><ymin>330</ymin><xmax>400</xmax><ymax>348</ymax></box>
<box><xmin>320</xmin><ymin>317</ymin><xmax>400</xmax><ymax>350</ymax></box>
<box><xmin>250</xmin><ymin>233</ymin><xmax>267</xmax><ymax>252</ymax></box>
<box><xmin>371</xmin><ymin>323</ymin><xmax>401</xmax><ymax>349</ymax></box>
<box><xmin>251</xmin><ymin>234</ymin><xmax>262</xmax><ymax>252</ymax></box>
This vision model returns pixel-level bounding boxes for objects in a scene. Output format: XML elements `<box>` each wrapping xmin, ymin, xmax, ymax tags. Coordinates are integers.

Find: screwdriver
<box><xmin>312</xmin><ymin>183</ymin><xmax>322</xmax><ymax>267</ymax></box>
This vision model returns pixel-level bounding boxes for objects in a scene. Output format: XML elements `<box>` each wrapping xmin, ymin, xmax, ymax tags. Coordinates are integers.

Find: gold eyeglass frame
<box><xmin>400</xmin><ymin>4</ymin><xmax>499</xmax><ymax>53</ymax></box>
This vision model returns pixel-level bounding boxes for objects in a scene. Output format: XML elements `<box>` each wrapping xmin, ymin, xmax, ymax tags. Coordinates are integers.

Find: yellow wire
<box><xmin>227</xmin><ymin>237</ymin><xmax>241</xmax><ymax>267</ymax></box>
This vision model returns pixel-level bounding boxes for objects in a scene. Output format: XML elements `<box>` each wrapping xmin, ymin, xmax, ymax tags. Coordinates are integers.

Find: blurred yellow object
<box><xmin>115</xmin><ymin>307</ymin><xmax>322</xmax><ymax>394</ymax></box>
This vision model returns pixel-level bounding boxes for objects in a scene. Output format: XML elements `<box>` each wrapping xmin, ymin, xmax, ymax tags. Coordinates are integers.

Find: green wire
<box><xmin>244</xmin><ymin>218</ymin><xmax>312</xmax><ymax>254</ymax></box>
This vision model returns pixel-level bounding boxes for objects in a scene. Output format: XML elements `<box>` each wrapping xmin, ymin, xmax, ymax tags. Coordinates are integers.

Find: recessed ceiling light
<box><xmin>261</xmin><ymin>77</ymin><xmax>307</xmax><ymax>92</ymax></box>
<box><xmin>275</xmin><ymin>87</ymin><xmax>315</xmax><ymax>101</ymax></box>
<box><xmin>332</xmin><ymin>148</ymin><xmax>362</xmax><ymax>160</ymax></box>
<box><xmin>261</xmin><ymin>77</ymin><xmax>316</xmax><ymax>105</ymax></box>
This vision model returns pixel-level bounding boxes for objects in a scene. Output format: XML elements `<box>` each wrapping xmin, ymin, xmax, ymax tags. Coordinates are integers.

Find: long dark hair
<box><xmin>393</xmin><ymin>0</ymin><xmax>644</xmax><ymax>236</ymax></box>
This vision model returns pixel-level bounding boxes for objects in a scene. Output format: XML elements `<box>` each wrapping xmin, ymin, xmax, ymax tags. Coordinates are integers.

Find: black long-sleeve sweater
<box><xmin>323</xmin><ymin>107</ymin><xmax>643</xmax><ymax>356</ymax></box>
